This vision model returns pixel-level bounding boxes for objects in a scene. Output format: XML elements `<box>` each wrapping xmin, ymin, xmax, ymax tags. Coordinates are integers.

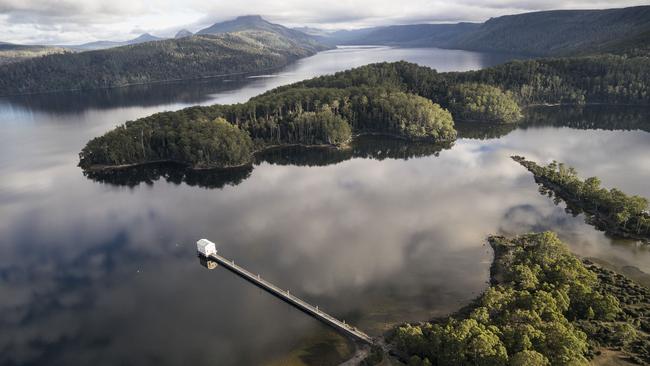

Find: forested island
<box><xmin>513</xmin><ymin>156</ymin><xmax>650</xmax><ymax>243</ymax></box>
<box><xmin>390</xmin><ymin>232</ymin><xmax>650</xmax><ymax>365</ymax></box>
<box><xmin>79</xmin><ymin>87</ymin><xmax>457</xmax><ymax>170</ymax></box>
<box><xmin>80</xmin><ymin>54</ymin><xmax>650</xmax><ymax>171</ymax></box>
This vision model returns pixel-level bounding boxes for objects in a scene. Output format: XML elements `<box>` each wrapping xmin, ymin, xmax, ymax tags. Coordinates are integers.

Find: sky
<box><xmin>0</xmin><ymin>0</ymin><xmax>648</xmax><ymax>45</ymax></box>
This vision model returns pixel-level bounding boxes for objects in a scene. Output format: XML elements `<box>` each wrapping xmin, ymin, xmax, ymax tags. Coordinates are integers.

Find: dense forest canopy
<box><xmin>79</xmin><ymin>86</ymin><xmax>457</xmax><ymax>169</ymax></box>
<box><xmin>447</xmin><ymin>83</ymin><xmax>521</xmax><ymax>123</ymax></box>
<box><xmin>80</xmin><ymin>55</ymin><xmax>650</xmax><ymax>170</ymax></box>
<box><xmin>393</xmin><ymin>232</ymin><xmax>650</xmax><ymax>365</ymax></box>
<box><xmin>291</xmin><ymin>56</ymin><xmax>650</xmax><ymax>106</ymax></box>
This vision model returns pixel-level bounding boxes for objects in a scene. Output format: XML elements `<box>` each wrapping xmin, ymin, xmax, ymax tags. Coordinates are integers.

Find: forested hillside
<box><xmin>197</xmin><ymin>15</ymin><xmax>322</xmax><ymax>49</ymax></box>
<box><xmin>0</xmin><ymin>28</ymin><xmax>327</xmax><ymax>95</ymax></box>
<box><xmin>336</xmin><ymin>23</ymin><xmax>479</xmax><ymax>47</ymax></box>
<box><xmin>0</xmin><ymin>43</ymin><xmax>68</xmax><ymax>65</ymax></box>
<box><xmin>332</xmin><ymin>6</ymin><xmax>650</xmax><ymax>57</ymax></box>
<box><xmin>454</xmin><ymin>6</ymin><xmax>650</xmax><ymax>56</ymax></box>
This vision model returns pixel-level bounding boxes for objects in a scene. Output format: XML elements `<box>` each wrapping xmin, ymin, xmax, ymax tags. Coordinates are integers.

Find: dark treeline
<box><xmin>258</xmin><ymin>135</ymin><xmax>452</xmax><ymax>167</ymax></box>
<box><xmin>83</xmin><ymin>135</ymin><xmax>452</xmax><ymax>187</ymax></box>
<box><xmin>513</xmin><ymin>156</ymin><xmax>650</xmax><ymax>243</ymax></box>
<box><xmin>455</xmin><ymin>121</ymin><xmax>518</xmax><ymax>140</ymax></box>
<box><xmin>289</xmin><ymin>56</ymin><xmax>650</xmax><ymax>106</ymax></box>
<box><xmin>0</xmin><ymin>31</ymin><xmax>324</xmax><ymax>96</ymax></box>
<box><xmin>455</xmin><ymin>105</ymin><xmax>650</xmax><ymax>140</ymax></box>
<box><xmin>83</xmin><ymin>163</ymin><xmax>253</xmax><ymax>189</ymax></box>
<box><xmin>2</xmin><ymin>74</ymin><xmax>254</xmax><ymax>115</ymax></box>
<box><xmin>522</xmin><ymin>105</ymin><xmax>650</xmax><ymax>133</ymax></box>
<box><xmin>392</xmin><ymin>232</ymin><xmax>650</xmax><ymax>365</ymax></box>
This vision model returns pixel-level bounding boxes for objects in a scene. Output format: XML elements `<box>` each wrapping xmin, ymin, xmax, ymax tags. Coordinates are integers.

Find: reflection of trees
<box><xmin>3</xmin><ymin>75</ymin><xmax>250</xmax><ymax>114</ymax></box>
<box><xmin>257</xmin><ymin>135</ymin><xmax>453</xmax><ymax>167</ymax></box>
<box><xmin>457</xmin><ymin>105</ymin><xmax>650</xmax><ymax>140</ymax></box>
<box><xmin>499</xmin><ymin>204</ymin><xmax>575</xmax><ymax>237</ymax></box>
<box><xmin>455</xmin><ymin>121</ymin><xmax>518</xmax><ymax>140</ymax></box>
<box><xmin>83</xmin><ymin>136</ymin><xmax>451</xmax><ymax>188</ymax></box>
<box><xmin>522</xmin><ymin>105</ymin><xmax>650</xmax><ymax>132</ymax></box>
<box><xmin>83</xmin><ymin>163</ymin><xmax>253</xmax><ymax>189</ymax></box>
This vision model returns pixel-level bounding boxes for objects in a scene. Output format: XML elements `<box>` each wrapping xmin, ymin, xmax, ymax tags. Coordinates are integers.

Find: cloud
<box><xmin>0</xmin><ymin>0</ymin><xmax>648</xmax><ymax>44</ymax></box>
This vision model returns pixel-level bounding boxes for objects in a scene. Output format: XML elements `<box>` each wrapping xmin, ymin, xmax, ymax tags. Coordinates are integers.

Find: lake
<box><xmin>1</xmin><ymin>46</ymin><xmax>649</xmax><ymax>366</ymax></box>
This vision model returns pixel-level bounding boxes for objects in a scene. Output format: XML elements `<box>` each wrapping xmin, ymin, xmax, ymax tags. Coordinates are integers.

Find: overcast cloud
<box><xmin>1</xmin><ymin>0</ymin><xmax>647</xmax><ymax>45</ymax></box>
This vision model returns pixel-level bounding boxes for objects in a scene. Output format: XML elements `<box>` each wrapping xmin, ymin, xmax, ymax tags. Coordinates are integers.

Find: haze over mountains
<box><xmin>3</xmin><ymin>6</ymin><xmax>649</xmax><ymax>57</ymax></box>
<box><xmin>0</xmin><ymin>16</ymin><xmax>328</xmax><ymax>95</ymax></box>
<box><xmin>72</xmin><ymin>33</ymin><xmax>165</xmax><ymax>51</ymax></box>
<box><xmin>0</xmin><ymin>6</ymin><xmax>649</xmax><ymax>94</ymax></box>
<box><xmin>175</xmin><ymin>29</ymin><xmax>193</xmax><ymax>39</ymax></box>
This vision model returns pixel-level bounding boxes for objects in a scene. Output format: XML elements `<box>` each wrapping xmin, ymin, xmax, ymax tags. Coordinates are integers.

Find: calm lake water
<box><xmin>1</xmin><ymin>46</ymin><xmax>650</xmax><ymax>366</ymax></box>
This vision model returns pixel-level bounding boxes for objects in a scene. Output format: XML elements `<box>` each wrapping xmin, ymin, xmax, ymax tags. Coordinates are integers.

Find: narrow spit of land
<box><xmin>512</xmin><ymin>156</ymin><xmax>650</xmax><ymax>244</ymax></box>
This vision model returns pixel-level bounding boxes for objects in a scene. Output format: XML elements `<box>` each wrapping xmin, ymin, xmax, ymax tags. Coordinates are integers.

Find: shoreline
<box><xmin>0</xmin><ymin>59</ymin><xmax>302</xmax><ymax>98</ymax></box>
<box><xmin>512</xmin><ymin>157</ymin><xmax>650</xmax><ymax>244</ymax></box>
<box><xmin>385</xmin><ymin>234</ymin><xmax>650</xmax><ymax>364</ymax></box>
<box><xmin>81</xmin><ymin>132</ymin><xmax>451</xmax><ymax>173</ymax></box>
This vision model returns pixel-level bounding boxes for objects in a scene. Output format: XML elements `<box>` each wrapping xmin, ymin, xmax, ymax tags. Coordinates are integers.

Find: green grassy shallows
<box><xmin>391</xmin><ymin>232</ymin><xmax>650</xmax><ymax>366</ymax></box>
<box><xmin>512</xmin><ymin>156</ymin><xmax>650</xmax><ymax>243</ymax></box>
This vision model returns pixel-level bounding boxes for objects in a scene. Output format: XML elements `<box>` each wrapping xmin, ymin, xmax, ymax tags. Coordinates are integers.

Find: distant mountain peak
<box><xmin>194</xmin><ymin>14</ymin><xmax>327</xmax><ymax>51</ymax></box>
<box><xmin>236</xmin><ymin>15</ymin><xmax>264</xmax><ymax>21</ymax></box>
<box><xmin>175</xmin><ymin>29</ymin><xmax>193</xmax><ymax>39</ymax></box>
<box><xmin>132</xmin><ymin>33</ymin><xmax>160</xmax><ymax>42</ymax></box>
<box><xmin>197</xmin><ymin>15</ymin><xmax>277</xmax><ymax>35</ymax></box>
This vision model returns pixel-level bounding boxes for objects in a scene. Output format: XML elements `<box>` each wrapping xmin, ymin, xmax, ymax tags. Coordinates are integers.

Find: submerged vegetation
<box><xmin>392</xmin><ymin>232</ymin><xmax>650</xmax><ymax>365</ymax></box>
<box><xmin>513</xmin><ymin>156</ymin><xmax>650</xmax><ymax>243</ymax></box>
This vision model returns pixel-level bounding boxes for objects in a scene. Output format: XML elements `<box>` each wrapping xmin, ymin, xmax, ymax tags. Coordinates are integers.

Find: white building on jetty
<box><xmin>197</xmin><ymin>239</ymin><xmax>217</xmax><ymax>257</ymax></box>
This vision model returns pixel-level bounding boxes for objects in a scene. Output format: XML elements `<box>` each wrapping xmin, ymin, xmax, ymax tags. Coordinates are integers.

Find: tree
<box><xmin>509</xmin><ymin>350</ymin><xmax>550</xmax><ymax>366</ymax></box>
<box><xmin>448</xmin><ymin>83</ymin><xmax>522</xmax><ymax>123</ymax></box>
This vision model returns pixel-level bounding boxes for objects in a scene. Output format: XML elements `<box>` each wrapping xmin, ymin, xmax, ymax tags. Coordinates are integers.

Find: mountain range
<box><xmin>0</xmin><ymin>16</ymin><xmax>328</xmax><ymax>95</ymax></box>
<box><xmin>1</xmin><ymin>6</ymin><xmax>649</xmax><ymax>94</ymax></box>
<box><xmin>317</xmin><ymin>5</ymin><xmax>650</xmax><ymax>56</ymax></box>
<box><xmin>70</xmin><ymin>33</ymin><xmax>165</xmax><ymax>51</ymax></box>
